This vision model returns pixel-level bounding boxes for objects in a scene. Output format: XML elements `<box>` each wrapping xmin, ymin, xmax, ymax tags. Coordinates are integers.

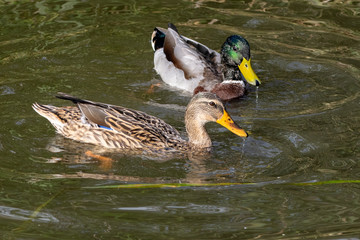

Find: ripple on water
<box><xmin>243</xmin><ymin>18</ymin><xmax>265</xmax><ymax>28</ymax></box>
<box><xmin>282</xmin><ymin>132</ymin><xmax>317</xmax><ymax>154</ymax></box>
<box><xmin>0</xmin><ymin>205</ymin><xmax>59</xmax><ymax>223</ymax></box>
<box><xmin>244</xmin><ymin>137</ymin><xmax>282</xmax><ymax>159</ymax></box>
<box><xmin>0</xmin><ymin>86</ymin><xmax>15</xmax><ymax>95</ymax></box>
<box><xmin>254</xmin><ymin>56</ymin><xmax>360</xmax><ymax>119</ymax></box>
<box><xmin>327</xmin><ymin>158</ymin><xmax>358</xmax><ymax>171</ymax></box>
<box><xmin>115</xmin><ymin>203</ymin><xmax>229</xmax><ymax>214</ymax></box>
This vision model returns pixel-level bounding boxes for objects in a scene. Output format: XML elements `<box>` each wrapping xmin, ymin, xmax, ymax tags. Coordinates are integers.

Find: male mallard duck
<box><xmin>151</xmin><ymin>23</ymin><xmax>261</xmax><ymax>101</ymax></box>
<box><xmin>32</xmin><ymin>92</ymin><xmax>248</xmax><ymax>151</ymax></box>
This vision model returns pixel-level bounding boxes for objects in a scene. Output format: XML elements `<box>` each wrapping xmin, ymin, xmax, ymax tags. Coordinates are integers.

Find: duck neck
<box><xmin>185</xmin><ymin>110</ymin><xmax>212</xmax><ymax>149</ymax></box>
<box><xmin>220</xmin><ymin>50</ymin><xmax>242</xmax><ymax>80</ymax></box>
<box><xmin>225</xmin><ymin>66</ymin><xmax>242</xmax><ymax>80</ymax></box>
<box><xmin>220</xmin><ymin>61</ymin><xmax>242</xmax><ymax>80</ymax></box>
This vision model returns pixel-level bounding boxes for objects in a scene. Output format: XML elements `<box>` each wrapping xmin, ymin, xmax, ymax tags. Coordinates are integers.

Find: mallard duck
<box><xmin>151</xmin><ymin>23</ymin><xmax>261</xmax><ymax>101</ymax></box>
<box><xmin>32</xmin><ymin>92</ymin><xmax>248</xmax><ymax>151</ymax></box>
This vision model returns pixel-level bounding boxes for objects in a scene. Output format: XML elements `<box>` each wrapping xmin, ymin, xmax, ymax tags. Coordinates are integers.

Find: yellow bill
<box><xmin>216</xmin><ymin>110</ymin><xmax>248</xmax><ymax>138</ymax></box>
<box><xmin>238</xmin><ymin>58</ymin><xmax>261</xmax><ymax>86</ymax></box>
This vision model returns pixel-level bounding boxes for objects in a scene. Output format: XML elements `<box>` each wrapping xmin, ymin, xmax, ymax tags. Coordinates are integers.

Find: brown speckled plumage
<box><xmin>33</xmin><ymin>92</ymin><xmax>247</xmax><ymax>151</ymax></box>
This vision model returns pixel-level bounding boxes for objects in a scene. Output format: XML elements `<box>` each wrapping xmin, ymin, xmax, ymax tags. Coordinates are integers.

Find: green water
<box><xmin>1</xmin><ymin>0</ymin><xmax>360</xmax><ymax>239</ymax></box>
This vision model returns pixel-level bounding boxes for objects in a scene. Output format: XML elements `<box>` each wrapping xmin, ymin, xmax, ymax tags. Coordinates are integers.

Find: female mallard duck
<box><xmin>151</xmin><ymin>23</ymin><xmax>261</xmax><ymax>101</ymax></box>
<box><xmin>32</xmin><ymin>92</ymin><xmax>248</xmax><ymax>151</ymax></box>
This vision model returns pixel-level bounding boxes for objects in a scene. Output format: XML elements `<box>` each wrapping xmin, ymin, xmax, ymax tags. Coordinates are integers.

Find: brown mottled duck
<box><xmin>32</xmin><ymin>92</ymin><xmax>248</xmax><ymax>151</ymax></box>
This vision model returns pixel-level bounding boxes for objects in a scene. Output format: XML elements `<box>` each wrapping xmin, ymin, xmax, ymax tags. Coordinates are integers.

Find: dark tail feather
<box><xmin>55</xmin><ymin>92</ymin><xmax>92</xmax><ymax>105</ymax></box>
<box><xmin>151</xmin><ymin>24</ymin><xmax>178</xmax><ymax>51</ymax></box>
<box><xmin>151</xmin><ymin>27</ymin><xmax>166</xmax><ymax>51</ymax></box>
<box><xmin>168</xmin><ymin>23</ymin><xmax>178</xmax><ymax>33</ymax></box>
<box><xmin>56</xmin><ymin>92</ymin><xmax>113</xmax><ymax>110</ymax></box>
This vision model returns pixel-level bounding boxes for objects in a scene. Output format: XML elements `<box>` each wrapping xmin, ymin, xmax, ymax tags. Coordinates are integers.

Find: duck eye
<box><xmin>209</xmin><ymin>101</ymin><xmax>216</xmax><ymax>107</ymax></box>
<box><xmin>233</xmin><ymin>46</ymin><xmax>237</xmax><ymax>51</ymax></box>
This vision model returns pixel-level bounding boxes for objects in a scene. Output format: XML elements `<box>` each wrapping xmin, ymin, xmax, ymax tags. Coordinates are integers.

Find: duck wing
<box><xmin>163</xmin><ymin>27</ymin><xmax>207</xmax><ymax>80</ymax></box>
<box><xmin>155</xmin><ymin>24</ymin><xmax>221</xmax><ymax>66</ymax></box>
<box><xmin>152</xmin><ymin>24</ymin><xmax>225</xmax><ymax>93</ymax></box>
<box><xmin>181</xmin><ymin>36</ymin><xmax>221</xmax><ymax>67</ymax></box>
<box><xmin>56</xmin><ymin>93</ymin><xmax>183</xmax><ymax>147</ymax></box>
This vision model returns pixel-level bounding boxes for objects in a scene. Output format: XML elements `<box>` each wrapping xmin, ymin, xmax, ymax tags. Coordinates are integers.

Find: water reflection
<box><xmin>39</xmin><ymin>134</ymin><xmax>216</xmax><ymax>183</ymax></box>
<box><xmin>116</xmin><ymin>203</ymin><xmax>229</xmax><ymax>214</ymax></box>
<box><xmin>0</xmin><ymin>206</ymin><xmax>58</xmax><ymax>223</ymax></box>
<box><xmin>1</xmin><ymin>0</ymin><xmax>360</xmax><ymax>239</ymax></box>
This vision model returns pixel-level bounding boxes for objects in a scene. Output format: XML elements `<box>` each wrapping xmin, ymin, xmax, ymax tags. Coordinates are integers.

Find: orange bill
<box><xmin>216</xmin><ymin>110</ymin><xmax>248</xmax><ymax>138</ymax></box>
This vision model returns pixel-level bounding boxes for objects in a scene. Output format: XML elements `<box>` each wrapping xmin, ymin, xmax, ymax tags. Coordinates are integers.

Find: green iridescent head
<box><xmin>221</xmin><ymin>35</ymin><xmax>261</xmax><ymax>86</ymax></box>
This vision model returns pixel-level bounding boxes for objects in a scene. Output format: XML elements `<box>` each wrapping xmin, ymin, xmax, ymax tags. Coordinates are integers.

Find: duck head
<box><xmin>220</xmin><ymin>35</ymin><xmax>261</xmax><ymax>86</ymax></box>
<box><xmin>185</xmin><ymin>92</ymin><xmax>248</xmax><ymax>148</ymax></box>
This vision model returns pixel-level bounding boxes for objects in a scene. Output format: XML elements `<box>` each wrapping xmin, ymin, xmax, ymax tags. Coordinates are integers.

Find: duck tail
<box><xmin>32</xmin><ymin>103</ymin><xmax>66</xmax><ymax>132</ymax></box>
<box><xmin>151</xmin><ymin>27</ymin><xmax>166</xmax><ymax>51</ymax></box>
<box><xmin>55</xmin><ymin>92</ymin><xmax>90</xmax><ymax>105</ymax></box>
<box><xmin>168</xmin><ymin>23</ymin><xmax>179</xmax><ymax>33</ymax></box>
<box><xmin>55</xmin><ymin>92</ymin><xmax>112</xmax><ymax>110</ymax></box>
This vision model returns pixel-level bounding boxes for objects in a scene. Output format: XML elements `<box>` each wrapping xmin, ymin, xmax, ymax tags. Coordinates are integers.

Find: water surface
<box><xmin>1</xmin><ymin>0</ymin><xmax>360</xmax><ymax>239</ymax></box>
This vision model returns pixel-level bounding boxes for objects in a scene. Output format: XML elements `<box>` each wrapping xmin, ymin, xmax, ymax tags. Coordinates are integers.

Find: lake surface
<box><xmin>1</xmin><ymin>0</ymin><xmax>360</xmax><ymax>239</ymax></box>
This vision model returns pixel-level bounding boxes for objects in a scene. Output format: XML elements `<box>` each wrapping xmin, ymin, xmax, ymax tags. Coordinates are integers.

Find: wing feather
<box><xmin>75</xmin><ymin>100</ymin><xmax>182</xmax><ymax>147</ymax></box>
<box><xmin>163</xmin><ymin>28</ymin><xmax>205</xmax><ymax>80</ymax></box>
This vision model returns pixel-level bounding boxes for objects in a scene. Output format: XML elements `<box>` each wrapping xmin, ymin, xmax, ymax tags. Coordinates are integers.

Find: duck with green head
<box><xmin>151</xmin><ymin>23</ymin><xmax>261</xmax><ymax>101</ymax></box>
